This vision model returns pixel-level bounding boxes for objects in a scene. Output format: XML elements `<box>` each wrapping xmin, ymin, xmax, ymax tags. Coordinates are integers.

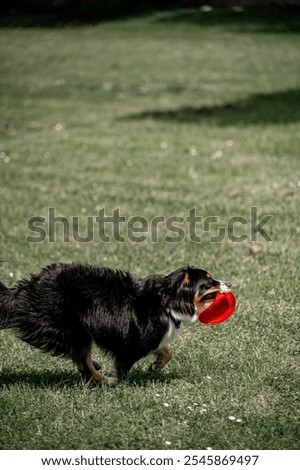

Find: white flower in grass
<box><xmin>212</xmin><ymin>150</ymin><xmax>223</xmax><ymax>160</ymax></box>
<box><xmin>165</xmin><ymin>441</ymin><xmax>171</xmax><ymax>446</ymax></box>
<box><xmin>54</xmin><ymin>123</ymin><xmax>64</xmax><ymax>132</ymax></box>
<box><xmin>229</xmin><ymin>416</ymin><xmax>242</xmax><ymax>422</ymax></box>
<box><xmin>189</xmin><ymin>146</ymin><xmax>197</xmax><ymax>156</ymax></box>
<box><xmin>163</xmin><ymin>402</ymin><xmax>169</xmax><ymax>407</ymax></box>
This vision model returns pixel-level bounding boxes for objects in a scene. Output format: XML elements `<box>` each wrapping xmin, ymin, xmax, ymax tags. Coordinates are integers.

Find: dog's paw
<box><xmin>148</xmin><ymin>362</ymin><xmax>159</xmax><ymax>373</ymax></box>
<box><xmin>103</xmin><ymin>376</ymin><xmax>118</xmax><ymax>386</ymax></box>
<box><xmin>92</xmin><ymin>359</ymin><xmax>102</xmax><ymax>371</ymax></box>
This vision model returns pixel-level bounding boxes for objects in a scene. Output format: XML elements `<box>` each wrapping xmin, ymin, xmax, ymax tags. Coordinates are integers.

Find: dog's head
<box><xmin>161</xmin><ymin>266</ymin><xmax>231</xmax><ymax>323</ymax></box>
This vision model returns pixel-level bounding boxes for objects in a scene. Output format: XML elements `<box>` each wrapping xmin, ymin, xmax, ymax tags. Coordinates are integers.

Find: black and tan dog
<box><xmin>0</xmin><ymin>263</ymin><xmax>230</xmax><ymax>385</ymax></box>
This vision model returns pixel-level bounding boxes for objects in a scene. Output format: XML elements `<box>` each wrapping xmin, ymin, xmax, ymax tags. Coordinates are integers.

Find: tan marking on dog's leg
<box><xmin>149</xmin><ymin>346</ymin><xmax>172</xmax><ymax>372</ymax></box>
<box><xmin>87</xmin><ymin>355</ymin><xmax>118</xmax><ymax>386</ymax></box>
<box><xmin>77</xmin><ymin>354</ymin><xmax>102</xmax><ymax>382</ymax></box>
<box><xmin>77</xmin><ymin>355</ymin><xmax>118</xmax><ymax>386</ymax></box>
<box><xmin>86</xmin><ymin>355</ymin><xmax>102</xmax><ymax>382</ymax></box>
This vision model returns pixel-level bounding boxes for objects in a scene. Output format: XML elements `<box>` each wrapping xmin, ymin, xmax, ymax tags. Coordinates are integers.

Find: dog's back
<box><xmin>0</xmin><ymin>263</ymin><xmax>137</xmax><ymax>353</ymax></box>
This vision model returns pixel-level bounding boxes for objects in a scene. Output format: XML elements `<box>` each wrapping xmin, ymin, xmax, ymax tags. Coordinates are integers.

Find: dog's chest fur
<box><xmin>157</xmin><ymin>315</ymin><xmax>181</xmax><ymax>350</ymax></box>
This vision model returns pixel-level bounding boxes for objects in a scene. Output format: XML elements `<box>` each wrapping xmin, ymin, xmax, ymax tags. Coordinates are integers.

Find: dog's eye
<box><xmin>198</xmin><ymin>283</ymin><xmax>208</xmax><ymax>292</ymax></box>
<box><xmin>197</xmin><ymin>279</ymin><xmax>212</xmax><ymax>292</ymax></box>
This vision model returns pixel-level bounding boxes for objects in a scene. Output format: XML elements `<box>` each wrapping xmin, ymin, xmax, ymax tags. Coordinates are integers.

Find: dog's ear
<box><xmin>181</xmin><ymin>271</ymin><xmax>191</xmax><ymax>288</ymax></box>
<box><xmin>159</xmin><ymin>267</ymin><xmax>190</xmax><ymax>305</ymax></box>
<box><xmin>160</xmin><ymin>267</ymin><xmax>196</xmax><ymax>314</ymax></box>
<box><xmin>164</xmin><ymin>267</ymin><xmax>189</xmax><ymax>288</ymax></box>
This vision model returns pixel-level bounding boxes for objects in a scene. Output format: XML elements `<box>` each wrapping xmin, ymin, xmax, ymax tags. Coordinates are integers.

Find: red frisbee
<box><xmin>198</xmin><ymin>291</ymin><xmax>236</xmax><ymax>325</ymax></box>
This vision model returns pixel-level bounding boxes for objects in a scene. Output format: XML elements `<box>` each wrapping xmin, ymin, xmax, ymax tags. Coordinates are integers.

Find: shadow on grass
<box><xmin>157</xmin><ymin>7</ymin><xmax>300</xmax><ymax>35</ymax></box>
<box><xmin>0</xmin><ymin>367</ymin><xmax>178</xmax><ymax>389</ymax></box>
<box><xmin>122</xmin><ymin>368</ymin><xmax>179</xmax><ymax>387</ymax></box>
<box><xmin>0</xmin><ymin>6</ymin><xmax>299</xmax><ymax>31</ymax></box>
<box><xmin>0</xmin><ymin>1</ymin><xmax>165</xmax><ymax>28</ymax></box>
<box><xmin>122</xmin><ymin>88</ymin><xmax>300</xmax><ymax>126</ymax></box>
<box><xmin>0</xmin><ymin>368</ymin><xmax>78</xmax><ymax>389</ymax></box>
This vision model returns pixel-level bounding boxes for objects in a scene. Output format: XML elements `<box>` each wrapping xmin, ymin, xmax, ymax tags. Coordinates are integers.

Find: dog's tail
<box><xmin>0</xmin><ymin>280</ymin><xmax>12</xmax><ymax>329</ymax></box>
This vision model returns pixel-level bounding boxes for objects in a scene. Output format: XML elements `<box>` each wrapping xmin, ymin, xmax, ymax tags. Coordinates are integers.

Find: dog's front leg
<box><xmin>148</xmin><ymin>346</ymin><xmax>172</xmax><ymax>373</ymax></box>
<box><xmin>77</xmin><ymin>354</ymin><xmax>118</xmax><ymax>386</ymax></box>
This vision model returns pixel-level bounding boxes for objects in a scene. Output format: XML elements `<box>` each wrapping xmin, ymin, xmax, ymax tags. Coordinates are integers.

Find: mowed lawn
<box><xmin>0</xmin><ymin>8</ymin><xmax>299</xmax><ymax>450</ymax></box>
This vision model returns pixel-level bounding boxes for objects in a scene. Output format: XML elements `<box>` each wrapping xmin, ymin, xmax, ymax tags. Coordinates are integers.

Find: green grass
<box><xmin>0</xmin><ymin>8</ymin><xmax>300</xmax><ymax>450</ymax></box>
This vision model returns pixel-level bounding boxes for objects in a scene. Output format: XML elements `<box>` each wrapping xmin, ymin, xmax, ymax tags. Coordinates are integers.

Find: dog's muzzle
<box><xmin>196</xmin><ymin>281</ymin><xmax>232</xmax><ymax>315</ymax></box>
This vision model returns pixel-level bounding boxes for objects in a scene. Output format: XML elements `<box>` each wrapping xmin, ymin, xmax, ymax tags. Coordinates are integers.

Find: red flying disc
<box><xmin>198</xmin><ymin>291</ymin><xmax>236</xmax><ymax>325</ymax></box>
